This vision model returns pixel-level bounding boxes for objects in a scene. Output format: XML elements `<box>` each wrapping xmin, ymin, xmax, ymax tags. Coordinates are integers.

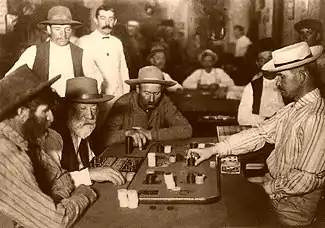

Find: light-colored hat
<box><xmin>198</xmin><ymin>49</ymin><xmax>218</xmax><ymax>64</ymax></box>
<box><xmin>125</xmin><ymin>66</ymin><xmax>176</xmax><ymax>87</ymax></box>
<box><xmin>262</xmin><ymin>42</ymin><xmax>323</xmax><ymax>72</ymax></box>
<box><xmin>0</xmin><ymin>65</ymin><xmax>60</xmax><ymax>121</ymax></box>
<box><xmin>127</xmin><ymin>20</ymin><xmax>140</xmax><ymax>27</ymax></box>
<box><xmin>65</xmin><ymin>77</ymin><xmax>114</xmax><ymax>104</ymax></box>
<box><xmin>38</xmin><ymin>5</ymin><xmax>82</xmax><ymax>27</ymax></box>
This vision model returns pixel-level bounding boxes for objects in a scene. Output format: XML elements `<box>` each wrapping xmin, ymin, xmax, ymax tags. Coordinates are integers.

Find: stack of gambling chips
<box><xmin>147</xmin><ymin>152</ymin><xmax>156</xmax><ymax>167</ymax></box>
<box><xmin>164</xmin><ymin>172</ymin><xmax>176</xmax><ymax>189</ymax></box>
<box><xmin>117</xmin><ymin>189</ymin><xmax>139</xmax><ymax>209</ymax></box>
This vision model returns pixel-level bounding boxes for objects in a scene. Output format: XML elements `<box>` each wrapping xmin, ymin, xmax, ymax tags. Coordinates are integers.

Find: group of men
<box><xmin>1</xmin><ymin>3</ymin><xmax>325</xmax><ymax>228</ymax></box>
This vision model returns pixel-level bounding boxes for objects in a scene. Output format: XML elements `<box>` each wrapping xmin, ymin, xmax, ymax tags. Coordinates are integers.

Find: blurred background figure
<box><xmin>233</xmin><ymin>25</ymin><xmax>252</xmax><ymax>57</ymax></box>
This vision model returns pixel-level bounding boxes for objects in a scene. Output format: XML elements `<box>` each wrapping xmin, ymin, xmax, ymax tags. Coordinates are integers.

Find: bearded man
<box><xmin>0</xmin><ymin>65</ymin><xmax>97</xmax><ymax>228</ymax></box>
<box><xmin>47</xmin><ymin>77</ymin><xmax>125</xmax><ymax>187</ymax></box>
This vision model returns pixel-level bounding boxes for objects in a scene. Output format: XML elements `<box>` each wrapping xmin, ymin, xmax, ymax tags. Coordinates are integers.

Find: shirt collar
<box><xmin>49</xmin><ymin>40</ymin><xmax>71</xmax><ymax>51</ymax></box>
<box><xmin>94</xmin><ymin>29</ymin><xmax>111</xmax><ymax>39</ymax></box>
<box><xmin>293</xmin><ymin>88</ymin><xmax>321</xmax><ymax>110</ymax></box>
<box><xmin>0</xmin><ymin>121</ymin><xmax>28</xmax><ymax>151</ymax></box>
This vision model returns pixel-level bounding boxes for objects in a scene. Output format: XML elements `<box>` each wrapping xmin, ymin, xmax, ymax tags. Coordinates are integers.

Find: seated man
<box><xmin>97</xmin><ymin>66</ymin><xmax>192</xmax><ymax>150</ymax></box>
<box><xmin>188</xmin><ymin>42</ymin><xmax>325</xmax><ymax>227</ymax></box>
<box><xmin>47</xmin><ymin>77</ymin><xmax>125</xmax><ymax>187</ymax></box>
<box><xmin>238</xmin><ymin>38</ymin><xmax>285</xmax><ymax>126</ymax></box>
<box><xmin>0</xmin><ymin>65</ymin><xmax>96</xmax><ymax>228</ymax></box>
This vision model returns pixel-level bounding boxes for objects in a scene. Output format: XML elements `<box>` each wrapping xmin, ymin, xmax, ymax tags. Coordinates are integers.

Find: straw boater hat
<box><xmin>262</xmin><ymin>42</ymin><xmax>323</xmax><ymax>72</ymax></box>
<box><xmin>38</xmin><ymin>5</ymin><xmax>82</xmax><ymax>27</ymax></box>
<box><xmin>64</xmin><ymin>77</ymin><xmax>114</xmax><ymax>104</ymax></box>
<box><xmin>125</xmin><ymin>66</ymin><xmax>176</xmax><ymax>87</ymax></box>
<box><xmin>198</xmin><ymin>49</ymin><xmax>218</xmax><ymax>65</ymax></box>
<box><xmin>0</xmin><ymin>64</ymin><xmax>61</xmax><ymax>121</ymax></box>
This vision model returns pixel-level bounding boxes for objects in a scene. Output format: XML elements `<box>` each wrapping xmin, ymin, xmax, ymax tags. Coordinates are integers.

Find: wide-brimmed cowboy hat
<box><xmin>64</xmin><ymin>77</ymin><xmax>114</xmax><ymax>104</ymax></box>
<box><xmin>0</xmin><ymin>64</ymin><xmax>61</xmax><ymax>121</ymax></box>
<box><xmin>198</xmin><ymin>49</ymin><xmax>218</xmax><ymax>65</ymax></box>
<box><xmin>38</xmin><ymin>5</ymin><xmax>82</xmax><ymax>27</ymax></box>
<box><xmin>294</xmin><ymin>19</ymin><xmax>322</xmax><ymax>33</ymax></box>
<box><xmin>262</xmin><ymin>42</ymin><xmax>323</xmax><ymax>72</ymax></box>
<box><xmin>125</xmin><ymin>66</ymin><xmax>176</xmax><ymax>87</ymax></box>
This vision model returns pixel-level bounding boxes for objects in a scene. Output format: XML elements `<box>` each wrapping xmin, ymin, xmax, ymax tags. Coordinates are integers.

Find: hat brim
<box><xmin>125</xmin><ymin>79</ymin><xmax>176</xmax><ymax>87</ymax></box>
<box><xmin>66</xmin><ymin>94</ymin><xmax>114</xmax><ymax>104</ymax></box>
<box><xmin>0</xmin><ymin>74</ymin><xmax>61</xmax><ymax>121</ymax></box>
<box><xmin>262</xmin><ymin>45</ymin><xmax>324</xmax><ymax>72</ymax></box>
<box><xmin>38</xmin><ymin>19</ymin><xmax>82</xmax><ymax>27</ymax></box>
<box><xmin>198</xmin><ymin>51</ymin><xmax>218</xmax><ymax>65</ymax></box>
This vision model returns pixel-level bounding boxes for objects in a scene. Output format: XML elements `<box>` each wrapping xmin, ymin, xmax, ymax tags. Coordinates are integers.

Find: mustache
<box><xmin>102</xmin><ymin>25</ymin><xmax>112</xmax><ymax>29</ymax></box>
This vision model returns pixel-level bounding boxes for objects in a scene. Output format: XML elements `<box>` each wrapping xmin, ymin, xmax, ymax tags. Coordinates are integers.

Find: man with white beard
<box><xmin>45</xmin><ymin>77</ymin><xmax>125</xmax><ymax>187</ymax></box>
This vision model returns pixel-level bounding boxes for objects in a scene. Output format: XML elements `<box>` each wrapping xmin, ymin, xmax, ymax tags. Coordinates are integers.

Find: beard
<box><xmin>22</xmin><ymin>114</ymin><xmax>51</xmax><ymax>143</ymax></box>
<box><xmin>68</xmin><ymin>117</ymin><xmax>96</xmax><ymax>139</ymax></box>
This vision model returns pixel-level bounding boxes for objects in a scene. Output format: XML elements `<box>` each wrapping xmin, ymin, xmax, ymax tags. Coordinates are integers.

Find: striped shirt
<box><xmin>0</xmin><ymin>120</ymin><xmax>96</xmax><ymax>228</ymax></box>
<box><xmin>218</xmin><ymin>89</ymin><xmax>325</xmax><ymax>199</ymax></box>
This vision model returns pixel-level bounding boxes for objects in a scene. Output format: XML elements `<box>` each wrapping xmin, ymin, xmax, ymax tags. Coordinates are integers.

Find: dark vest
<box><xmin>32</xmin><ymin>41</ymin><xmax>84</xmax><ymax>81</ymax></box>
<box><xmin>251</xmin><ymin>76</ymin><xmax>264</xmax><ymax>114</ymax></box>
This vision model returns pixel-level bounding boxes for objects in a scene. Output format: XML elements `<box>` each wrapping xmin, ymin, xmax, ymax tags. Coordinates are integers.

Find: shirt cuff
<box><xmin>70</xmin><ymin>168</ymin><xmax>92</xmax><ymax>187</ymax></box>
<box><xmin>214</xmin><ymin>141</ymin><xmax>231</xmax><ymax>156</ymax></box>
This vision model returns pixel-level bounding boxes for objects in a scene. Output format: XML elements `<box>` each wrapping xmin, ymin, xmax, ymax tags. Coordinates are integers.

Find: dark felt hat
<box><xmin>294</xmin><ymin>19</ymin><xmax>322</xmax><ymax>33</ymax></box>
<box><xmin>0</xmin><ymin>64</ymin><xmax>61</xmax><ymax>121</ymax></box>
<box><xmin>255</xmin><ymin>37</ymin><xmax>275</xmax><ymax>53</ymax></box>
<box><xmin>65</xmin><ymin>77</ymin><xmax>114</xmax><ymax>103</ymax></box>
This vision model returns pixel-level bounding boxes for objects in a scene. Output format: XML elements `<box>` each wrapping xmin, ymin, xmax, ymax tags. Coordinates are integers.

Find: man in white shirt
<box><xmin>6</xmin><ymin>6</ymin><xmax>88</xmax><ymax>97</ymax></box>
<box><xmin>45</xmin><ymin>77</ymin><xmax>125</xmax><ymax>187</ymax></box>
<box><xmin>77</xmin><ymin>4</ymin><xmax>130</xmax><ymax>125</ymax></box>
<box><xmin>238</xmin><ymin>38</ymin><xmax>285</xmax><ymax>126</ymax></box>
<box><xmin>234</xmin><ymin>25</ymin><xmax>252</xmax><ymax>57</ymax></box>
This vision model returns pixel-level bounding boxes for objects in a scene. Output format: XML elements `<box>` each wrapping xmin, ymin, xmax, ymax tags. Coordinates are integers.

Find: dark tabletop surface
<box><xmin>73</xmin><ymin>137</ymin><xmax>283</xmax><ymax>228</ymax></box>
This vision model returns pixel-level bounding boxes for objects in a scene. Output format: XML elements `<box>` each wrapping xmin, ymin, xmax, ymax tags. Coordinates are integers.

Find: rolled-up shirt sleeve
<box><xmin>5</xmin><ymin>46</ymin><xmax>37</xmax><ymax>76</ymax></box>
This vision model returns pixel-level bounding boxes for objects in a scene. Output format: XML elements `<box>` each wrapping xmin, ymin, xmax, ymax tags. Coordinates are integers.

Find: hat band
<box><xmin>67</xmin><ymin>94</ymin><xmax>103</xmax><ymax>100</ymax></box>
<box><xmin>274</xmin><ymin>53</ymin><xmax>313</xmax><ymax>67</ymax></box>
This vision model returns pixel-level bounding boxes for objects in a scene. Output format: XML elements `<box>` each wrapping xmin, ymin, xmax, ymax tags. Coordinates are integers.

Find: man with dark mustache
<box><xmin>78</xmin><ymin>4</ymin><xmax>129</xmax><ymax>127</ymax></box>
<box><xmin>47</xmin><ymin>77</ymin><xmax>125</xmax><ymax>187</ymax></box>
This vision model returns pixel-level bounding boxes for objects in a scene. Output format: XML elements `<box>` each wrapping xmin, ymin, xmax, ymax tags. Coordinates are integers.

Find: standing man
<box><xmin>46</xmin><ymin>77</ymin><xmax>125</xmax><ymax>187</ymax></box>
<box><xmin>189</xmin><ymin>42</ymin><xmax>325</xmax><ymax>227</ymax></box>
<box><xmin>233</xmin><ymin>25</ymin><xmax>252</xmax><ymax>57</ymax></box>
<box><xmin>6</xmin><ymin>6</ymin><xmax>86</xmax><ymax>97</ymax></box>
<box><xmin>0</xmin><ymin>65</ymin><xmax>96</xmax><ymax>228</ymax></box>
<box><xmin>77</xmin><ymin>4</ymin><xmax>130</xmax><ymax>124</ymax></box>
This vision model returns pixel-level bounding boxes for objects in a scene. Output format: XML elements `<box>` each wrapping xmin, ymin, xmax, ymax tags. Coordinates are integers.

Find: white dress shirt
<box><xmin>5</xmin><ymin>41</ymin><xmax>85</xmax><ymax>97</ymax></box>
<box><xmin>238</xmin><ymin>76</ymin><xmax>285</xmax><ymax>126</ymax></box>
<box><xmin>77</xmin><ymin>30</ymin><xmax>130</xmax><ymax>97</ymax></box>
<box><xmin>163</xmin><ymin>72</ymin><xmax>183</xmax><ymax>92</ymax></box>
<box><xmin>182</xmin><ymin>68</ymin><xmax>234</xmax><ymax>89</ymax></box>
<box><xmin>235</xmin><ymin>35</ymin><xmax>252</xmax><ymax>57</ymax></box>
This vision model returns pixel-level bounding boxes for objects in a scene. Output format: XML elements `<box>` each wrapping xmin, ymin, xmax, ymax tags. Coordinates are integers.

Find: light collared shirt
<box><xmin>44</xmin><ymin>129</ymin><xmax>93</xmax><ymax>187</ymax></box>
<box><xmin>5</xmin><ymin>41</ymin><xmax>86</xmax><ymax>97</ymax></box>
<box><xmin>235</xmin><ymin>35</ymin><xmax>252</xmax><ymax>57</ymax></box>
<box><xmin>238</xmin><ymin>76</ymin><xmax>285</xmax><ymax>126</ymax></box>
<box><xmin>77</xmin><ymin>29</ymin><xmax>130</xmax><ymax>98</ymax></box>
<box><xmin>217</xmin><ymin>89</ymin><xmax>325</xmax><ymax>199</ymax></box>
<box><xmin>182</xmin><ymin>68</ymin><xmax>234</xmax><ymax>89</ymax></box>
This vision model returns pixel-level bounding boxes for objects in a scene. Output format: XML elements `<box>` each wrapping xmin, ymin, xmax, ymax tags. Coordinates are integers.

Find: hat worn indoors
<box><xmin>38</xmin><ymin>5</ymin><xmax>82</xmax><ymax>27</ymax></box>
<box><xmin>262</xmin><ymin>42</ymin><xmax>323</xmax><ymax>72</ymax></box>
<box><xmin>65</xmin><ymin>77</ymin><xmax>114</xmax><ymax>104</ymax></box>
<box><xmin>125</xmin><ymin>66</ymin><xmax>176</xmax><ymax>87</ymax></box>
<box><xmin>198</xmin><ymin>49</ymin><xmax>218</xmax><ymax>65</ymax></box>
<box><xmin>146</xmin><ymin>45</ymin><xmax>167</xmax><ymax>62</ymax></box>
<box><xmin>294</xmin><ymin>19</ymin><xmax>322</xmax><ymax>33</ymax></box>
<box><xmin>0</xmin><ymin>64</ymin><xmax>61</xmax><ymax>121</ymax></box>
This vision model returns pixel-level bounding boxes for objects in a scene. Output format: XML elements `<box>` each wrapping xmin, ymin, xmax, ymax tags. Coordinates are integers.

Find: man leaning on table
<box><xmin>44</xmin><ymin>77</ymin><xmax>125</xmax><ymax>187</ymax></box>
<box><xmin>188</xmin><ymin>42</ymin><xmax>325</xmax><ymax>227</ymax></box>
<box><xmin>0</xmin><ymin>65</ymin><xmax>96</xmax><ymax>228</ymax></box>
<box><xmin>95</xmin><ymin>66</ymin><xmax>192</xmax><ymax>151</ymax></box>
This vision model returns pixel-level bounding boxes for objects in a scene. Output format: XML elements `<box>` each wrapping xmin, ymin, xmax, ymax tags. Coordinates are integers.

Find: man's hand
<box><xmin>125</xmin><ymin>128</ymin><xmax>150</xmax><ymax>150</ymax></box>
<box><xmin>89</xmin><ymin>167</ymin><xmax>125</xmax><ymax>185</ymax></box>
<box><xmin>73</xmin><ymin>184</ymin><xmax>97</xmax><ymax>203</ymax></box>
<box><xmin>187</xmin><ymin>147</ymin><xmax>216</xmax><ymax>166</ymax></box>
<box><xmin>132</xmin><ymin>127</ymin><xmax>152</xmax><ymax>141</ymax></box>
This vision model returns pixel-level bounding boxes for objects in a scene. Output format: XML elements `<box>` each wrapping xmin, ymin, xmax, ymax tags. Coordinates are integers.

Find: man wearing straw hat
<box><xmin>5</xmin><ymin>5</ymin><xmax>95</xmax><ymax>97</ymax></box>
<box><xmin>96</xmin><ymin>66</ymin><xmax>192</xmax><ymax>151</ymax></box>
<box><xmin>0</xmin><ymin>65</ymin><xmax>96</xmax><ymax>228</ymax></box>
<box><xmin>46</xmin><ymin>77</ymin><xmax>125</xmax><ymax>187</ymax></box>
<box><xmin>188</xmin><ymin>42</ymin><xmax>325</xmax><ymax>226</ymax></box>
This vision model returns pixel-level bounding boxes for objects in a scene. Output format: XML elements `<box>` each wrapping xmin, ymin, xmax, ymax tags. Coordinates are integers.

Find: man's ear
<box><xmin>17</xmin><ymin>107</ymin><xmax>30</xmax><ymax>122</ymax></box>
<box><xmin>113</xmin><ymin>19</ymin><xmax>117</xmax><ymax>26</ymax></box>
<box><xmin>298</xmin><ymin>70</ymin><xmax>308</xmax><ymax>84</ymax></box>
<box><xmin>316</xmin><ymin>33</ymin><xmax>321</xmax><ymax>42</ymax></box>
<box><xmin>136</xmin><ymin>85</ymin><xmax>140</xmax><ymax>93</ymax></box>
<box><xmin>46</xmin><ymin>25</ymin><xmax>51</xmax><ymax>35</ymax></box>
<box><xmin>93</xmin><ymin>17</ymin><xmax>98</xmax><ymax>26</ymax></box>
